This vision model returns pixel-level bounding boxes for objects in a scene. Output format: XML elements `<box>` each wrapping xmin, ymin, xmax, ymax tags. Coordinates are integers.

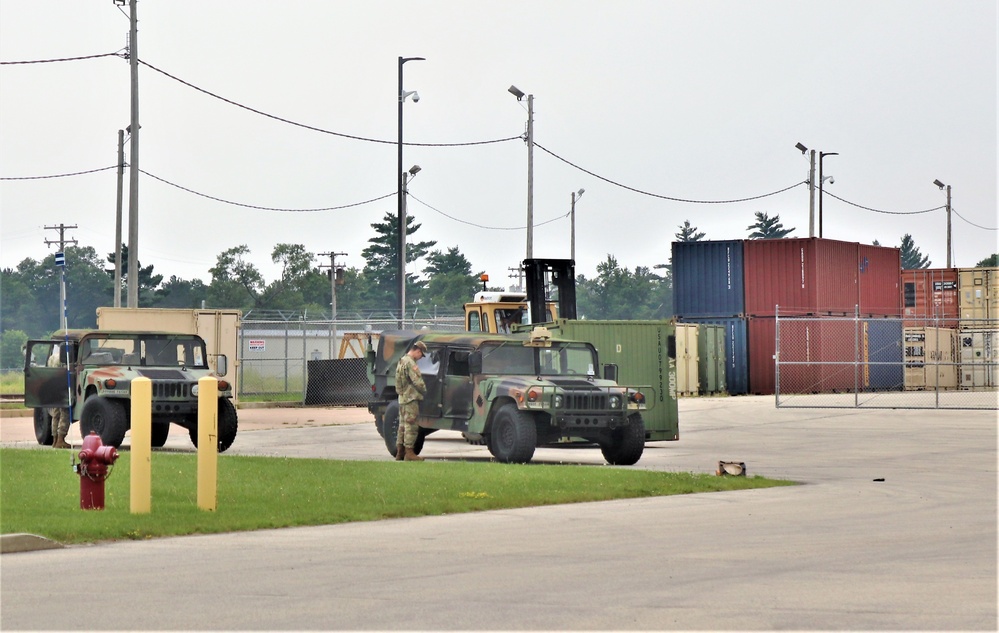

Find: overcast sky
<box><xmin>2</xmin><ymin>1</ymin><xmax>996</xmax><ymax>292</ymax></box>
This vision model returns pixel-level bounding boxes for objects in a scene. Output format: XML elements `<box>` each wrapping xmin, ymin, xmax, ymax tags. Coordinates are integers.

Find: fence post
<box><xmin>854</xmin><ymin>305</ymin><xmax>860</xmax><ymax>408</ymax></box>
<box><xmin>302</xmin><ymin>317</ymin><xmax>307</xmax><ymax>406</ymax></box>
<box><xmin>774</xmin><ymin>305</ymin><xmax>781</xmax><ymax>407</ymax></box>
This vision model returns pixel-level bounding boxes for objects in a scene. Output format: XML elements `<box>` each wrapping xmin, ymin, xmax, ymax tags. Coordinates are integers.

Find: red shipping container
<box><xmin>901</xmin><ymin>268</ymin><xmax>959</xmax><ymax>327</ymax></box>
<box><xmin>858</xmin><ymin>244</ymin><xmax>902</xmax><ymax>317</ymax></box>
<box><xmin>744</xmin><ymin>238</ymin><xmax>859</xmax><ymax>317</ymax></box>
<box><xmin>749</xmin><ymin>316</ymin><xmax>860</xmax><ymax>395</ymax></box>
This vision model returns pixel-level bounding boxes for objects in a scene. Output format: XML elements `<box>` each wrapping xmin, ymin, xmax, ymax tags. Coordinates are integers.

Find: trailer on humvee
<box><xmin>366</xmin><ymin>327</ymin><xmax>650</xmax><ymax>465</ymax></box>
<box><xmin>24</xmin><ymin>330</ymin><xmax>238</xmax><ymax>451</ymax></box>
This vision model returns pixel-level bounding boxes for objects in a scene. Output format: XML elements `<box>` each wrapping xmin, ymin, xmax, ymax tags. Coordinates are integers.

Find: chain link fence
<box><xmin>239</xmin><ymin>312</ymin><xmax>464</xmax><ymax>405</ymax></box>
<box><xmin>775</xmin><ymin>314</ymin><xmax>997</xmax><ymax>410</ymax></box>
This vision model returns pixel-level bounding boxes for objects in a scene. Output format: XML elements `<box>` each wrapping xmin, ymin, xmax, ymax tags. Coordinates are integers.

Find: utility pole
<box><xmin>44</xmin><ymin>224</ymin><xmax>78</xmax><ymax>331</ymax></box>
<box><xmin>507</xmin><ymin>266</ymin><xmax>524</xmax><ymax>292</ymax></box>
<box><xmin>807</xmin><ymin>149</ymin><xmax>816</xmax><ymax>237</ymax></box>
<box><xmin>318</xmin><ymin>251</ymin><xmax>347</xmax><ymax>319</ymax></box>
<box><xmin>114</xmin><ymin>129</ymin><xmax>125</xmax><ymax>307</ymax></box>
<box><xmin>125</xmin><ymin>0</ymin><xmax>140</xmax><ymax>308</ymax></box>
<box><xmin>526</xmin><ymin>93</ymin><xmax>534</xmax><ymax>259</ymax></box>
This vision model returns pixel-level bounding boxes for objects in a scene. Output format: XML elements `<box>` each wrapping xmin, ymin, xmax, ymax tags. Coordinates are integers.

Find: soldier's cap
<box><xmin>413</xmin><ymin>340</ymin><xmax>428</xmax><ymax>353</ymax></box>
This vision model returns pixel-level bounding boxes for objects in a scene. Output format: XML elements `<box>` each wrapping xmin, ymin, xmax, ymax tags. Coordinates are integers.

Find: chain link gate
<box><xmin>775</xmin><ymin>309</ymin><xmax>998</xmax><ymax>410</ymax></box>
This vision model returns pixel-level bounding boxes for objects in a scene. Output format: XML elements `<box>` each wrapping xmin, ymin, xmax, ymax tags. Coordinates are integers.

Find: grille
<box><xmin>563</xmin><ymin>391</ymin><xmax>609</xmax><ymax>410</ymax></box>
<box><xmin>151</xmin><ymin>381</ymin><xmax>192</xmax><ymax>399</ymax></box>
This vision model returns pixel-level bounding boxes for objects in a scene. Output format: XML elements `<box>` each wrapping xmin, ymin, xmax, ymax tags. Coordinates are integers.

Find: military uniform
<box><xmin>47</xmin><ymin>347</ymin><xmax>71</xmax><ymax>448</ymax></box>
<box><xmin>395</xmin><ymin>342</ymin><xmax>427</xmax><ymax>458</ymax></box>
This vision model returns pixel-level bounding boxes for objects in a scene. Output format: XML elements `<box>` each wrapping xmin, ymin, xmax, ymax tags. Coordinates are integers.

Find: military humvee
<box><xmin>367</xmin><ymin>327</ymin><xmax>649</xmax><ymax>465</ymax></box>
<box><xmin>24</xmin><ymin>330</ymin><xmax>237</xmax><ymax>451</ymax></box>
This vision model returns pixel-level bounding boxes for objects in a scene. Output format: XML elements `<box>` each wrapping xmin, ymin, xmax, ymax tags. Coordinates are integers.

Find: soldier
<box><xmin>47</xmin><ymin>344</ymin><xmax>72</xmax><ymax>449</ymax></box>
<box><xmin>394</xmin><ymin>340</ymin><xmax>428</xmax><ymax>461</ymax></box>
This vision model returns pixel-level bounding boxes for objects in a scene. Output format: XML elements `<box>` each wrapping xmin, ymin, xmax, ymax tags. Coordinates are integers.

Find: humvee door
<box><xmin>23</xmin><ymin>340</ymin><xmax>76</xmax><ymax>408</ymax></box>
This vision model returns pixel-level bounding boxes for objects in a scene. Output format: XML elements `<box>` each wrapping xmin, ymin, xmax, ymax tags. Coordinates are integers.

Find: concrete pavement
<box><xmin>1</xmin><ymin>397</ymin><xmax>996</xmax><ymax>630</ymax></box>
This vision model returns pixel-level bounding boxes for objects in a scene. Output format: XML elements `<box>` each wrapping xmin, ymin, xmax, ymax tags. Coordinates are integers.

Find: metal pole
<box><xmin>808</xmin><ymin>149</ymin><xmax>816</xmax><ymax>238</ymax></box>
<box><xmin>774</xmin><ymin>305</ymin><xmax>781</xmax><ymax>407</ymax></box>
<box><xmin>945</xmin><ymin>185</ymin><xmax>952</xmax><ymax>268</ymax></box>
<box><xmin>115</xmin><ymin>129</ymin><xmax>125</xmax><ymax>307</ymax></box>
<box><xmin>397</xmin><ymin>56</ymin><xmax>423</xmax><ymax>329</ymax></box>
<box><xmin>401</xmin><ymin>170</ymin><xmax>409</xmax><ymax>329</ymax></box>
<box><xmin>854</xmin><ymin>305</ymin><xmax>859</xmax><ymax>408</ymax></box>
<box><xmin>126</xmin><ymin>0</ymin><xmax>140</xmax><ymax>307</ymax></box>
<box><xmin>570</xmin><ymin>191</ymin><xmax>576</xmax><ymax>262</ymax></box>
<box><xmin>526</xmin><ymin>94</ymin><xmax>534</xmax><ymax>259</ymax></box>
<box><xmin>818</xmin><ymin>151</ymin><xmax>838</xmax><ymax>239</ymax></box>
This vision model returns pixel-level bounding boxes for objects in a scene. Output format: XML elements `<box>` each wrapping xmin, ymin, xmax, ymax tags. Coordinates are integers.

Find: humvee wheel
<box><xmin>599</xmin><ymin>414</ymin><xmax>645</xmax><ymax>466</ymax></box>
<box><xmin>487</xmin><ymin>403</ymin><xmax>537</xmax><ymax>464</ymax></box>
<box><xmin>79</xmin><ymin>397</ymin><xmax>129</xmax><ymax>447</ymax></box>
<box><xmin>189</xmin><ymin>399</ymin><xmax>238</xmax><ymax>453</ymax></box>
<box><xmin>374</xmin><ymin>413</ymin><xmax>385</xmax><ymax>438</ymax></box>
<box><xmin>382</xmin><ymin>401</ymin><xmax>425</xmax><ymax>456</ymax></box>
<box><xmin>33</xmin><ymin>408</ymin><xmax>54</xmax><ymax>446</ymax></box>
<box><xmin>151</xmin><ymin>423</ymin><xmax>170</xmax><ymax>447</ymax></box>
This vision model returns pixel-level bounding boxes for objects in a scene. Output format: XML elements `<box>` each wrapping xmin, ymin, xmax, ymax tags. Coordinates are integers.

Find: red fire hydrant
<box><xmin>76</xmin><ymin>431</ymin><xmax>119</xmax><ymax>510</ymax></box>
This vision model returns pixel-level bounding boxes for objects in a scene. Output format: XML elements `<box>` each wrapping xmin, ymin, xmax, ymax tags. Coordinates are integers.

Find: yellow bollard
<box><xmin>130</xmin><ymin>377</ymin><xmax>152</xmax><ymax>514</ymax></box>
<box><xmin>197</xmin><ymin>376</ymin><xmax>218</xmax><ymax>511</ymax></box>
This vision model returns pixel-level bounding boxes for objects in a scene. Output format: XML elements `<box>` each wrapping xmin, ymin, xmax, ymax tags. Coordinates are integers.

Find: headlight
<box><xmin>609</xmin><ymin>395</ymin><xmax>621</xmax><ymax>409</ymax></box>
<box><xmin>191</xmin><ymin>384</ymin><xmax>199</xmax><ymax>396</ymax></box>
<box><xmin>554</xmin><ymin>394</ymin><xmax>563</xmax><ymax>408</ymax></box>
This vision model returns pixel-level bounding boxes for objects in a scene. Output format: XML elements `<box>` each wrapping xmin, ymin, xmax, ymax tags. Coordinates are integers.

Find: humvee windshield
<box><xmin>79</xmin><ymin>334</ymin><xmax>207</xmax><ymax>368</ymax></box>
<box><xmin>480</xmin><ymin>341</ymin><xmax>596</xmax><ymax>377</ymax></box>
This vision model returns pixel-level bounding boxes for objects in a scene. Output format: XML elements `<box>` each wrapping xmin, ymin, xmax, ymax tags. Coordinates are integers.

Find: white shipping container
<box><xmin>958</xmin><ymin>267</ymin><xmax>998</xmax><ymax>325</ymax></box>
<box><xmin>959</xmin><ymin>329</ymin><xmax>997</xmax><ymax>389</ymax></box>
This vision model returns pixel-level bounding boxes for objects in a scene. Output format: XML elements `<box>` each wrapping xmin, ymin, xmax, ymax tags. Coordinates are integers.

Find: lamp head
<box><xmin>576</xmin><ymin>188</ymin><xmax>585</xmax><ymax>197</ymax></box>
<box><xmin>408</xmin><ymin>165</ymin><xmax>421</xmax><ymax>176</ymax></box>
<box><xmin>508</xmin><ymin>85</ymin><xmax>525</xmax><ymax>100</ymax></box>
<box><xmin>933</xmin><ymin>179</ymin><xmax>945</xmax><ymax>190</ymax></box>
<box><xmin>795</xmin><ymin>142</ymin><xmax>808</xmax><ymax>154</ymax></box>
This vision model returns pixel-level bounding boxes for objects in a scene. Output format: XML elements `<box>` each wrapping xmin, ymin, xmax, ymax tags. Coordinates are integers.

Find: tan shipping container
<box><xmin>674</xmin><ymin>323</ymin><xmax>700</xmax><ymax>396</ymax></box>
<box><xmin>958</xmin><ymin>328</ymin><xmax>997</xmax><ymax>389</ymax></box>
<box><xmin>903</xmin><ymin>327</ymin><xmax>957</xmax><ymax>390</ymax></box>
<box><xmin>958</xmin><ymin>267</ymin><xmax>998</xmax><ymax>326</ymax></box>
<box><xmin>96</xmin><ymin>308</ymin><xmax>242</xmax><ymax>402</ymax></box>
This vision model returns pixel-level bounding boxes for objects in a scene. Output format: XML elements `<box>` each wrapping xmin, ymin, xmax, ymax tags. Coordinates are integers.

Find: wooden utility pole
<box><xmin>44</xmin><ymin>224</ymin><xmax>78</xmax><ymax>331</ymax></box>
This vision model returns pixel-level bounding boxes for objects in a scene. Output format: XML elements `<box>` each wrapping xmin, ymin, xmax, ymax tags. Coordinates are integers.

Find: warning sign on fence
<box><xmin>248</xmin><ymin>339</ymin><xmax>266</xmax><ymax>352</ymax></box>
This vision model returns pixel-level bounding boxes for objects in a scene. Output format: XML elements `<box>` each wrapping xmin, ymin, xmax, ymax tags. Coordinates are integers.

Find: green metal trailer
<box><xmin>533</xmin><ymin>319</ymin><xmax>679</xmax><ymax>442</ymax></box>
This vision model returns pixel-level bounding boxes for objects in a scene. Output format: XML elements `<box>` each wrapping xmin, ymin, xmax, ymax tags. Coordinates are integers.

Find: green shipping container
<box><xmin>697</xmin><ymin>324</ymin><xmax>727</xmax><ymax>394</ymax></box>
<box><xmin>539</xmin><ymin>319</ymin><xmax>679</xmax><ymax>442</ymax></box>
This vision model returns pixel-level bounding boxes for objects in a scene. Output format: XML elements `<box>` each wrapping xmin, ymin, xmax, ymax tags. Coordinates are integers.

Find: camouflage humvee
<box><xmin>367</xmin><ymin>327</ymin><xmax>649</xmax><ymax>465</ymax></box>
<box><xmin>24</xmin><ymin>330</ymin><xmax>237</xmax><ymax>451</ymax></box>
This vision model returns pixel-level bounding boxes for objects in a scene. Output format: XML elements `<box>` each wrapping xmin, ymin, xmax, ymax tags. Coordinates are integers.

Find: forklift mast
<box><xmin>523</xmin><ymin>258</ymin><xmax>576</xmax><ymax>323</ymax></box>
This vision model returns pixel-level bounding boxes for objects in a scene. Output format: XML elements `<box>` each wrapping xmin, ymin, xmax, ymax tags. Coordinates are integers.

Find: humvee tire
<box><xmin>381</xmin><ymin>401</ymin><xmax>425</xmax><ymax>456</ymax></box>
<box><xmin>33</xmin><ymin>408</ymin><xmax>54</xmax><ymax>446</ymax></box>
<box><xmin>487</xmin><ymin>403</ymin><xmax>537</xmax><ymax>464</ymax></box>
<box><xmin>599</xmin><ymin>414</ymin><xmax>646</xmax><ymax>466</ymax></box>
<box><xmin>188</xmin><ymin>398</ymin><xmax>238</xmax><ymax>453</ymax></box>
<box><xmin>79</xmin><ymin>397</ymin><xmax>129</xmax><ymax>447</ymax></box>
<box><xmin>151</xmin><ymin>423</ymin><xmax>171</xmax><ymax>448</ymax></box>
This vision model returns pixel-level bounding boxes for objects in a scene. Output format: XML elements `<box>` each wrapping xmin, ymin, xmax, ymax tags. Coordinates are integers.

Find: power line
<box><xmin>0</xmin><ymin>165</ymin><xmax>118</xmax><ymax>180</ymax></box>
<box><xmin>0</xmin><ymin>51</ymin><xmax>122</xmax><ymax>65</ymax></box>
<box><xmin>952</xmin><ymin>207</ymin><xmax>997</xmax><ymax>231</ymax></box>
<box><xmin>534</xmin><ymin>142</ymin><xmax>807</xmax><ymax>203</ymax></box>
<box><xmin>137</xmin><ymin>58</ymin><xmax>521</xmax><ymax>148</ymax></box>
<box><xmin>408</xmin><ymin>193</ymin><xmax>565</xmax><ymax>230</ymax></box>
<box><xmin>823</xmin><ymin>190</ymin><xmax>944</xmax><ymax>215</ymax></box>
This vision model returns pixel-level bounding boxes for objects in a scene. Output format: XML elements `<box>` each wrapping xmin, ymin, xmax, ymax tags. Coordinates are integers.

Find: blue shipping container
<box><xmin>672</xmin><ymin>240</ymin><xmax>746</xmax><ymax>317</ymax></box>
<box><xmin>864</xmin><ymin>319</ymin><xmax>904</xmax><ymax>391</ymax></box>
<box><xmin>680</xmin><ymin>317</ymin><xmax>749</xmax><ymax>395</ymax></box>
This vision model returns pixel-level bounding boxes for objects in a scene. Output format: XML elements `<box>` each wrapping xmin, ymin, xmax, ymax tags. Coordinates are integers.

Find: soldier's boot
<box><xmin>404</xmin><ymin>447</ymin><xmax>424</xmax><ymax>462</ymax></box>
<box><xmin>52</xmin><ymin>433</ymin><xmax>71</xmax><ymax>449</ymax></box>
<box><xmin>395</xmin><ymin>444</ymin><xmax>406</xmax><ymax>461</ymax></box>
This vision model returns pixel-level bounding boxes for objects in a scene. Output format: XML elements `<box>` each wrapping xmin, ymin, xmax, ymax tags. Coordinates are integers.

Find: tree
<box><xmin>975</xmin><ymin>253</ymin><xmax>998</xmax><ymax>267</ymax></box>
<box><xmin>106</xmin><ymin>244</ymin><xmax>165</xmax><ymax>307</ymax></box>
<box><xmin>257</xmin><ymin>244</ymin><xmax>316</xmax><ymax>310</ymax></box>
<box><xmin>158</xmin><ymin>276</ymin><xmax>209</xmax><ymax>309</ymax></box>
<box><xmin>207</xmin><ymin>245</ymin><xmax>264</xmax><ymax>309</ymax></box>
<box><xmin>360</xmin><ymin>211</ymin><xmax>436</xmax><ymax>310</ymax></box>
<box><xmin>899</xmin><ymin>234</ymin><xmax>931</xmax><ymax>269</ymax></box>
<box><xmin>675</xmin><ymin>220</ymin><xmax>705</xmax><ymax>242</ymax></box>
<box><xmin>421</xmin><ymin>246</ymin><xmax>479</xmax><ymax>311</ymax></box>
<box><xmin>0</xmin><ymin>329</ymin><xmax>28</xmax><ymax>371</ymax></box>
<box><xmin>747</xmin><ymin>212</ymin><xmax>795</xmax><ymax>239</ymax></box>
<box><xmin>576</xmin><ymin>255</ymin><xmax>669</xmax><ymax>320</ymax></box>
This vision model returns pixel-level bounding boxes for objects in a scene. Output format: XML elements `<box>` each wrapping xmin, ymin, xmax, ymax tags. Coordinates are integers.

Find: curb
<box><xmin>0</xmin><ymin>533</ymin><xmax>65</xmax><ymax>554</ymax></box>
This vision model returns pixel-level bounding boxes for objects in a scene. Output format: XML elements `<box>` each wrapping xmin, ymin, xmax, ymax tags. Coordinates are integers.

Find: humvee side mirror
<box><xmin>603</xmin><ymin>364</ymin><xmax>618</xmax><ymax>382</ymax></box>
<box><xmin>216</xmin><ymin>355</ymin><xmax>228</xmax><ymax>376</ymax></box>
<box><xmin>468</xmin><ymin>351</ymin><xmax>482</xmax><ymax>375</ymax></box>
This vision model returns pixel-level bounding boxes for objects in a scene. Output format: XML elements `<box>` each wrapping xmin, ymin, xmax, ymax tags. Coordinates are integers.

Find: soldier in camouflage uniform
<box><xmin>394</xmin><ymin>340</ymin><xmax>427</xmax><ymax>461</ymax></box>
<box><xmin>47</xmin><ymin>344</ymin><xmax>72</xmax><ymax>448</ymax></box>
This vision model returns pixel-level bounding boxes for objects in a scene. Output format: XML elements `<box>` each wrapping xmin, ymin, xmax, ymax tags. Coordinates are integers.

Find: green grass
<box><xmin>1</xmin><ymin>370</ymin><xmax>23</xmax><ymax>394</ymax></box>
<box><xmin>0</xmin><ymin>448</ymin><xmax>796</xmax><ymax>544</ymax></box>
<box><xmin>238</xmin><ymin>392</ymin><xmax>300</xmax><ymax>403</ymax></box>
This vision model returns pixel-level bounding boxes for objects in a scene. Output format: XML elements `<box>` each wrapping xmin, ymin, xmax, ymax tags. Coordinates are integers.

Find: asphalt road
<box><xmin>1</xmin><ymin>397</ymin><xmax>996</xmax><ymax>630</ymax></box>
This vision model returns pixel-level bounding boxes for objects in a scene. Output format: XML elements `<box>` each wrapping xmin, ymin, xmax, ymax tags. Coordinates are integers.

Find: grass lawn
<box><xmin>0</xmin><ymin>448</ymin><xmax>796</xmax><ymax>545</ymax></box>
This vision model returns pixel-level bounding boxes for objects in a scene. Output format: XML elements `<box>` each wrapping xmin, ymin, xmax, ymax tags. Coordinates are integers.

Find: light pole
<box><xmin>570</xmin><ymin>188</ymin><xmax>584</xmax><ymax>261</ymax></box>
<box><xmin>795</xmin><ymin>142</ymin><xmax>817</xmax><ymax>237</ymax></box>
<box><xmin>509</xmin><ymin>85</ymin><xmax>534</xmax><ymax>259</ymax></box>
<box><xmin>818</xmin><ymin>150</ymin><xmax>838</xmax><ymax>238</ymax></box>
<box><xmin>933</xmin><ymin>179</ymin><xmax>952</xmax><ymax>267</ymax></box>
<box><xmin>400</xmin><ymin>164</ymin><xmax>421</xmax><ymax>328</ymax></box>
<box><xmin>398</xmin><ymin>55</ymin><xmax>424</xmax><ymax>328</ymax></box>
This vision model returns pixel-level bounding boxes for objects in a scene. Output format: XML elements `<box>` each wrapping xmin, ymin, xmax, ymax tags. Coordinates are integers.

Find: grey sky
<box><xmin>1</xmin><ymin>1</ymin><xmax>996</xmax><ymax>291</ymax></box>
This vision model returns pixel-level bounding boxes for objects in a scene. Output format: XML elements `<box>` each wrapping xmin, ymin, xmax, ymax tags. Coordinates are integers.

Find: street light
<box><xmin>398</xmin><ymin>55</ymin><xmax>424</xmax><ymax>328</ymax></box>
<box><xmin>934</xmin><ymin>179</ymin><xmax>952</xmax><ymax>267</ymax></box>
<box><xmin>400</xmin><ymin>164</ymin><xmax>421</xmax><ymax>328</ymax></box>
<box><xmin>570</xmin><ymin>189</ymin><xmax>585</xmax><ymax>261</ymax></box>
<box><xmin>818</xmin><ymin>150</ymin><xmax>838</xmax><ymax>238</ymax></box>
<box><xmin>795</xmin><ymin>142</ymin><xmax>817</xmax><ymax>237</ymax></box>
<box><xmin>509</xmin><ymin>84</ymin><xmax>534</xmax><ymax>259</ymax></box>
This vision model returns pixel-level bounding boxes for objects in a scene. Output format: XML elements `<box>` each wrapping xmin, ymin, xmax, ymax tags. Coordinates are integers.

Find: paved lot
<box><xmin>1</xmin><ymin>397</ymin><xmax>996</xmax><ymax>630</ymax></box>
